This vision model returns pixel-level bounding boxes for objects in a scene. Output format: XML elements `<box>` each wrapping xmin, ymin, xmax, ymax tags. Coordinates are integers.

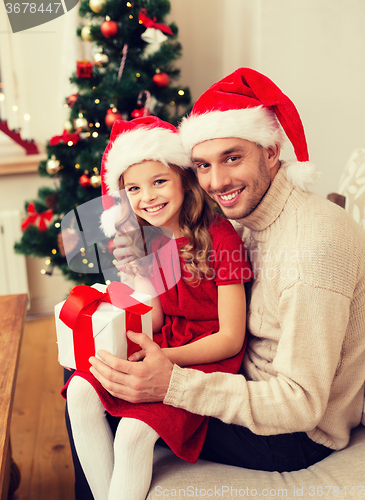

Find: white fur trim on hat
<box><xmin>179</xmin><ymin>106</ymin><xmax>285</xmax><ymax>154</ymax></box>
<box><xmin>104</xmin><ymin>126</ymin><xmax>192</xmax><ymax>194</ymax></box>
<box><xmin>283</xmin><ymin>160</ymin><xmax>321</xmax><ymax>191</ymax></box>
<box><xmin>100</xmin><ymin>204</ymin><xmax>122</xmax><ymax>238</ymax></box>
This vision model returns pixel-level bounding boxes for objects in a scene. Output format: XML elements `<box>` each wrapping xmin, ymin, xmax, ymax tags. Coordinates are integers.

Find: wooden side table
<box><xmin>0</xmin><ymin>294</ymin><xmax>28</xmax><ymax>500</ymax></box>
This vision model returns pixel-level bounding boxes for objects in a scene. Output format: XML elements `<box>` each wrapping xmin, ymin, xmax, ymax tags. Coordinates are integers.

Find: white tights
<box><xmin>67</xmin><ymin>376</ymin><xmax>159</xmax><ymax>500</ymax></box>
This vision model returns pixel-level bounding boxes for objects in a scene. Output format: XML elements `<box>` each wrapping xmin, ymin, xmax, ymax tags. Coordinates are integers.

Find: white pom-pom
<box><xmin>100</xmin><ymin>204</ymin><xmax>121</xmax><ymax>237</ymax></box>
<box><xmin>283</xmin><ymin>160</ymin><xmax>320</xmax><ymax>191</ymax></box>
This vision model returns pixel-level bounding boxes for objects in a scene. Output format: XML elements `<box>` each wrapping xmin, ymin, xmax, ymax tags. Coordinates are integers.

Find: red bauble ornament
<box><xmin>152</xmin><ymin>72</ymin><xmax>169</xmax><ymax>87</ymax></box>
<box><xmin>131</xmin><ymin>107</ymin><xmax>151</xmax><ymax>119</ymax></box>
<box><xmin>67</xmin><ymin>93</ymin><xmax>78</xmax><ymax>107</ymax></box>
<box><xmin>101</xmin><ymin>20</ymin><xmax>118</xmax><ymax>38</ymax></box>
<box><xmin>79</xmin><ymin>174</ymin><xmax>91</xmax><ymax>188</ymax></box>
<box><xmin>105</xmin><ymin>108</ymin><xmax>123</xmax><ymax>127</ymax></box>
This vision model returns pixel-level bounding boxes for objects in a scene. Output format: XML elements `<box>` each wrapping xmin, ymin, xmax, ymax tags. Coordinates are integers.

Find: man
<box><xmin>85</xmin><ymin>68</ymin><xmax>365</xmax><ymax>475</ymax></box>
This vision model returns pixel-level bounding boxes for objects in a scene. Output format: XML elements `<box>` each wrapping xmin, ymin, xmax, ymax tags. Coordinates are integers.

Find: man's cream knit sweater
<box><xmin>164</xmin><ymin>166</ymin><xmax>365</xmax><ymax>450</ymax></box>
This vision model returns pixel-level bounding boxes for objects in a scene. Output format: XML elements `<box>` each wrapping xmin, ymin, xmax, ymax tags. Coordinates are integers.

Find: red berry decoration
<box><xmin>79</xmin><ymin>174</ymin><xmax>91</xmax><ymax>188</ymax></box>
<box><xmin>107</xmin><ymin>239</ymin><xmax>116</xmax><ymax>253</ymax></box>
<box><xmin>101</xmin><ymin>20</ymin><xmax>118</xmax><ymax>38</ymax></box>
<box><xmin>131</xmin><ymin>107</ymin><xmax>151</xmax><ymax>119</ymax></box>
<box><xmin>105</xmin><ymin>108</ymin><xmax>123</xmax><ymax>127</ymax></box>
<box><xmin>152</xmin><ymin>72</ymin><xmax>169</xmax><ymax>87</ymax></box>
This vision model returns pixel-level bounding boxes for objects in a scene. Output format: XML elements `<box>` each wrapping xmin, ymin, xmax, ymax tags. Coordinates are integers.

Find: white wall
<box><xmin>169</xmin><ymin>0</ymin><xmax>365</xmax><ymax>197</ymax></box>
<box><xmin>1</xmin><ymin>0</ymin><xmax>365</xmax><ymax>313</ymax></box>
<box><xmin>256</xmin><ymin>0</ymin><xmax>365</xmax><ymax>196</ymax></box>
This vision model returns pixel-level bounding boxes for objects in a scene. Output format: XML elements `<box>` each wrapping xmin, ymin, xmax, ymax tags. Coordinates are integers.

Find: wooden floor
<box><xmin>10</xmin><ymin>316</ymin><xmax>75</xmax><ymax>500</ymax></box>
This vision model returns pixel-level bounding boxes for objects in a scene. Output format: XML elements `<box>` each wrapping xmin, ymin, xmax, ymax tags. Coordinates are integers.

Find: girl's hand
<box><xmin>113</xmin><ymin>233</ymin><xmax>136</xmax><ymax>272</ymax></box>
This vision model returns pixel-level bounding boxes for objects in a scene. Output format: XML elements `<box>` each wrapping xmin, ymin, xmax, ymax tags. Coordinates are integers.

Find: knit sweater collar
<box><xmin>237</xmin><ymin>165</ymin><xmax>294</xmax><ymax>231</ymax></box>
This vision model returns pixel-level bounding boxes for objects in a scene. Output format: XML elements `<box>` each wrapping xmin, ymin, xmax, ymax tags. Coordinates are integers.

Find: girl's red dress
<box><xmin>62</xmin><ymin>215</ymin><xmax>252</xmax><ymax>463</ymax></box>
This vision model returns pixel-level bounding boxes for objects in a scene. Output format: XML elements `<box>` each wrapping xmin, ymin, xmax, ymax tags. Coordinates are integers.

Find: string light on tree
<box><xmin>90</xmin><ymin>174</ymin><xmax>101</xmax><ymax>187</ymax></box>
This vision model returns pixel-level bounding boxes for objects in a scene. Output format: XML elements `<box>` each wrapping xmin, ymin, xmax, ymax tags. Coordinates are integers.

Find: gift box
<box><xmin>76</xmin><ymin>60</ymin><xmax>93</xmax><ymax>78</ymax></box>
<box><xmin>55</xmin><ymin>282</ymin><xmax>152</xmax><ymax>372</ymax></box>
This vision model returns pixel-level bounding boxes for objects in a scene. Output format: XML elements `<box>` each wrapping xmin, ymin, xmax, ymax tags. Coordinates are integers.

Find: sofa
<box><xmin>148</xmin><ymin>421</ymin><xmax>365</xmax><ymax>499</ymax></box>
<box><xmin>146</xmin><ymin>150</ymin><xmax>365</xmax><ymax>500</ymax></box>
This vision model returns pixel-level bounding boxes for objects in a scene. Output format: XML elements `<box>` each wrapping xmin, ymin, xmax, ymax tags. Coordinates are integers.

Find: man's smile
<box><xmin>217</xmin><ymin>188</ymin><xmax>244</xmax><ymax>205</ymax></box>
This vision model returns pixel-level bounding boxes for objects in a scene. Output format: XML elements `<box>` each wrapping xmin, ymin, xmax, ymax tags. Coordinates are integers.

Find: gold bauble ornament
<box><xmin>89</xmin><ymin>0</ymin><xmax>106</xmax><ymax>13</ymax></box>
<box><xmin>90</xmin><ymin>174</ymin><xmax>101</xmax><ymax>188</ymax></box>
<box><xmin>46</xmin><ymin>156</ymin><xmax>61</xmax><ymax>175</ymax></box>
<box><xmin>81</xmin><ymin>25</ymin><xmax>93</xmax><ymax>41</ymax></box>
<box><xmin>63</xmin><ymin>119</ymin><xmax>74</xmax><ymax>132</ymax></box>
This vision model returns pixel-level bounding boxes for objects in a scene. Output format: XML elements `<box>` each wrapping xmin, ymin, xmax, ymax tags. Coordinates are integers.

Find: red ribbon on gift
<box><xmin>138</xmin><ymin>8</ymin><xmax>173</xmax><ymax>35</ymax></box>
<box><xmin>49</xmin><ymin>129</ymin><xmax>80</xmax><ymax>146</ymax></box>
<box><xmin>59</xmin><ymin>282</ymin><xmax>153</xmax><ymax>373</ymax></box>
<box><xmin>21</xmin><ymin>202</ymin><xmax>53</xmax><ymax>232</ymax></box>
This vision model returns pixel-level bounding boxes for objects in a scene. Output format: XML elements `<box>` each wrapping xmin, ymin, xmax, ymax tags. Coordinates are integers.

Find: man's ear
<box><xmin>265</xmin><ymin>144</ymin><xmax>281</xmax><ymax>171</ymax></box>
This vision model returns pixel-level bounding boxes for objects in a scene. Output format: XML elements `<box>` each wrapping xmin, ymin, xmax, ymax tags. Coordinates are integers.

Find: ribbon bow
<box><xmin>21</xmin><ymin>202</ymin><xmax>53</xmax><ymax>232</ymax></box>
<box><xmin>49</xmin><ymin>129</ymin><xmax>80</xmax><ymax>146</ymax></box>
<box><xmin>59</xmin><ymin>282</ymin><xmax>152</xmax><ymax>372</ymax></box>
<box><xmin>138</xmin><ymin>8</ymin><xmax>173</xmax><ymax>35</ymax></box>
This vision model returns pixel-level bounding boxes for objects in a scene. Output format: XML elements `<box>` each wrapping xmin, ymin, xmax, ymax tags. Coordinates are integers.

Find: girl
<box><xmin>63</xmin><ymin>117</ymin><xmax>252</xmax><ymax>500</ymax></box>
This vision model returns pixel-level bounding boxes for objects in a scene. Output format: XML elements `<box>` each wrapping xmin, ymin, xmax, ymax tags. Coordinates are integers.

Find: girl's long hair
<box><xmin>115</xmin><ymin>164</ymin><xmax>215</xmax><ymax>282</ymax></box>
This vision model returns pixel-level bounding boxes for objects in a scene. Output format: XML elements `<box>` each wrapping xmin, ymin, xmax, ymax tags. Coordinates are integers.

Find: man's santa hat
<box><xmin>100</xmin><ymin>116</ymin><xmax>192</xmax><ymax>237</ymax></box>
<box><xmin>179</xmin><ymin>67</ymin><xmax>319</xmax><ymax>191</ymax></box>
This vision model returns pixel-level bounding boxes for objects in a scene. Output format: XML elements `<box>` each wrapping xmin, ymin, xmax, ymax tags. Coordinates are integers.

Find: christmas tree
<box><xmin>14</xmin><ymin>0</ymin><xmax>192</xmax><ymax>287</ymax></box>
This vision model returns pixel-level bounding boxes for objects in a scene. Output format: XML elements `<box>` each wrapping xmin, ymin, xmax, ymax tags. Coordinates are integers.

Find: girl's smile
<box><xmin>143</xmin><ymin>202</ymin><xmax>168</xmax><ymax>214</ymax></box>
<box><xmin>123</xmin><ymin>160</ymin><xmax>185</xmax><ymax>238</ymax></box>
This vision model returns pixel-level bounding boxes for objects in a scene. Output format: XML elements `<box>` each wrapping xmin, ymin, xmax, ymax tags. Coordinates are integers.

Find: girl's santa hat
<box><xmin>100</xmin><ymin>116</ymin><xmax>192</xmax><ymax>237</ymax></box>
<box><xmin>179</xmin><ymin>67</ymin><xmax>319</xmax><ymax>191</ymax></box>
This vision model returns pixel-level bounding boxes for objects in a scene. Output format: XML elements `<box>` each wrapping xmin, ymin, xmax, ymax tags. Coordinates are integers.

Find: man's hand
<box><xmin>89</xmin><ymin>330</ymin><xmax>173</xmax><ymax>403</ymax></box>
